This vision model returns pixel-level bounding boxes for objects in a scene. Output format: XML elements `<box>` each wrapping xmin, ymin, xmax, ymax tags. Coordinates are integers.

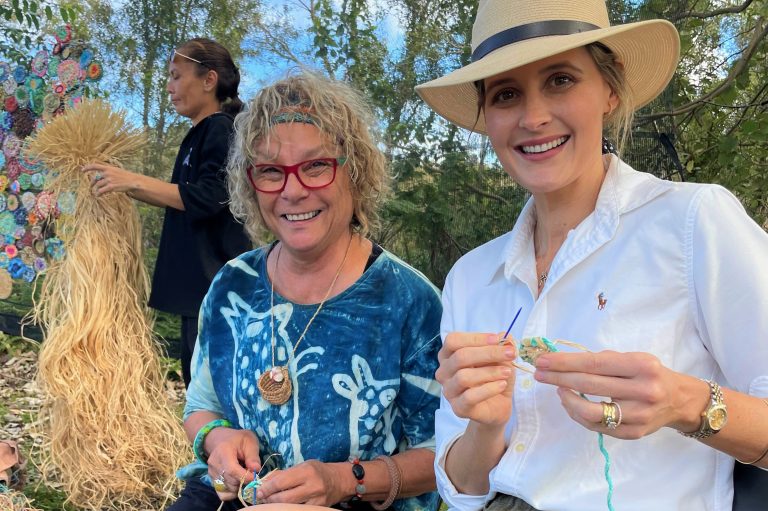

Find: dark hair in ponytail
<box><xmin>175</xmin><ymin>37</ymin><xmax>244</xmax><ymax>115</ymax></box>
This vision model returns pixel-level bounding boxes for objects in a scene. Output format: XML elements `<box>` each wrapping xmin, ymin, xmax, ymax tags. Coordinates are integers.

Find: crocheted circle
<box><xmin>22</xmin><ymin>266</ymin><xmax>35</xmax><ymax>282</ymax></box>
<box><xmin>56</xmin><ymin>191</ymin><xmax>76</xmax><ymax>215</ymax></box>
<box><xmin>56</xmin><ymin>60</ymin><xmax>80</xmax><ymax>88</ymax></box>
<box><xmin>7</xmin><ymin>258</ymin><xmax>26</xmax><ymax>279</ymax></box>
<box><xmin>43</xmin><ymin>93</ymin><xmax>61</xmax><ymax>113</ymax></box>
<box><xmin>26</xmin><ymin>75</ymin><xmax>44</xmax><ymax>91</ymax></box>
<box><xmin>0</xmin><ymin>175</ymin><xmax>8</xmax><ymax>191</ymax></box>
<box><xmin>2</xmin><ymin>78</ymin><xmax>17</xmax><ymax>96</ymax></box>
<box><xmin>31</xmin><ymin>50</ymin><xmax>49</xmax><ymax>77</ymax></box>
<box><xmin>19</xmin><ymin>153</ymin><xmax>43</xmax><ymax>173</ymax></box>
<box><xmin>3</xmin><ymin>95</ymin><xmax>18</xmax><ymax>113</ymax></box>
<box><xmin>45</xmin><ymin>237</ymin><xmax>65</xmax><ymax>260</ymax></box>
<box><xmin>79</xmin><ymin>48</ymin><xmax>93</xmax><ymax>68</ymax></box>
<box><xmin>20</xmin><ymin>192</ymin><xmax>36</xmax><ymax>210</ymax></box>
<box><xmin>5</xmin><ymin>194</ymin><xmax>18</xmax><ymax>211</ymax></box>
<box><xmin>4</xmin><ymin>244</ymin><xmax>17</xmax><ymax>258</ymax></box>
<box><xmin>54</xmin><ymin>25</ymin><xmax>72</xmax><ymax>45</ymax></box>
<box><xmin>0</xmin><ymin>110</ymin><xmax>11</xmax><ymax>130</ymax></box>
<box><xmin>86</xmin><ymin>62</ymin><xmax>103</xmax><ymax>81</ymax></box>
<box><xmin>5</xmin><ymin>160</ymin><xmax>21</xmax><ymax>181</ymax></box>
<box><xmin>13</xmin><ymin>207</ymin><xmax>27</xmax><ymax>225</ymax></box>
<box><xmin>0</xmin><ymin>213</ymin><xmax>16</xmax><ymax>236</ymax></box>
<box><xmin>34</xmin><ymin>191</ymin><xmax>54</xmax><ymax>218</ymax></box>
<box><xmin>14</xmin><ymin>86</ymin><xmax>30</xmax><ymax>107</ymax></box>
<box><xmin>12</xmin><ymin>66</ymin><xmax>27</xmax><ymax>84</ymax></box>
<box><xmin>48</xmin><ymin>56</ymin><xmax>61</xmax><ymax>77</ymax></box>
<box><xmin>33</xmin><ymin>238</ymin><xmax>46</xmax><ymax>257</ymax></box>
<box><xmin>11</xmin><ymin>108</ymin><xmax>35</xmax><ymax>138</ymax></box>
<box><xmin>33</xmin><ymin>256</ymin><xmax>46</xmax><ymax>272</ymax></box>
<box><xmin>17</xmin><ymin>174</ymin><xmax>31</xmax><ymax>190</ymax></box>
<box><xmin>0</xmin><ymin>62</ymin><xmax>10</xmax><ymax>82</ymax></box>
<box><xmin>3</xmin><ymin>134</ymin><xmax>21</xmax><ymax>157</ymax></box>
<box><xmin>30</xmin><ymin>173</ymin><xmax>44</xmax><ymax>189</ymax></box>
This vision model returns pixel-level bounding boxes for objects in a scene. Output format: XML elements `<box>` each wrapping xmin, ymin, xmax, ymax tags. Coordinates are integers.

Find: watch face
<box><xmin>707</xmin><ymin>405</ymin><xmax>728</xmax><ymax>430</ymax></box>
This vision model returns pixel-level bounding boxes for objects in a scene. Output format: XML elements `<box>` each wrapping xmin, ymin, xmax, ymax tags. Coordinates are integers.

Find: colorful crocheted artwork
<box><xmin>0</xmin><ymin>25</ymin><xmax>103</xmax><ymax>292</ymax></box>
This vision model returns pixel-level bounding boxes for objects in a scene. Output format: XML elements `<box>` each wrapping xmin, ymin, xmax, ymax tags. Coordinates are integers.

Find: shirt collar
<box><xmin>490</xmin><ymin>155</ymin><xmax>673</xmax><ymax>286</ymax></box>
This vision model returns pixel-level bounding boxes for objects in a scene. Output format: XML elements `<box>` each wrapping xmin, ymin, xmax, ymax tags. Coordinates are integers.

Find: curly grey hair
<box><xmin>227</xmin><ymin>71</ymin><xmax>390</xmax><ymax>243</ymax></box>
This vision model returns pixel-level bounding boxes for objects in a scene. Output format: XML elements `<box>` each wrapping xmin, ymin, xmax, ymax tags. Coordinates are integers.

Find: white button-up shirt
<box><xmin>436</xmin><ymin>156</ymin><xmax>768</xmax><ymax>511</ymax></box>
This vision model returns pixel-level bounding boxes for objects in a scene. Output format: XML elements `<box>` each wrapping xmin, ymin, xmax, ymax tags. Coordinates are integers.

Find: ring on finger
<box><xmin>601</xmin><ymin>400</ymin><xmax>622</xmax><ymax>430</ymax></box>
<box><xmin>94</xmin><ymin>172</ymin><xmax>104</xmax><ymax>181</ymax></box>
<box><xmin>213</xmin><ymin>470</ymin><xmax>227</xmax><ymax>492</ymax></box>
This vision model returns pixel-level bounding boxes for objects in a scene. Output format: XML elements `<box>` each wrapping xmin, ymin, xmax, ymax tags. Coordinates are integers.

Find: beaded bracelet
<box><xmin>193</xmin><ymin>418</ymin><xmax>233</xmax><ymax>464</ymax></box>
<box><xmin>371</xmin><ymin>455</ymin><xmax>402</xmax><ymax>510</ymax></box>
<box><xmin>348</xmin><ymin>456</ymin><xmax>366</xmax><ymax>502</ymax></box>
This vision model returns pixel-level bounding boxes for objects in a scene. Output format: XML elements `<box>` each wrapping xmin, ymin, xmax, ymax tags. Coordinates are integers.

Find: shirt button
<box><xmin>521</xmin><ymin>378</ymin><xmax>533</xmax><ymax>390</ymax></box>
<box><xmin>514</xmin><ymin>443</ymin><xmax>526</xmax><ymax>453</ymax></box>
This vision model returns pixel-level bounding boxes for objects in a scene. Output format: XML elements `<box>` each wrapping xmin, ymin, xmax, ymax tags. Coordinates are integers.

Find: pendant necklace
<box><xmin>257</xmin><ymin>236</ymin><xmax>352</xmax><ymax>405</ymax></box>
<box><xmin>538</xmin><ymin>270</ymin><xmax>548</xmax><ymax>290</ymax></box>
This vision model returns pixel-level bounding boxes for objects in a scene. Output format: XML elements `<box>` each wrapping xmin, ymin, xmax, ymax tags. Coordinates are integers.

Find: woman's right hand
<box><xmin>435</xmin><ymin>332</ymin><xmax>517</xmax><ymax>425</ymax></box>
<box><xmin>204</xmin><ymin>428</ymin><xmax>262</xmax><ymax>501</ymax></box>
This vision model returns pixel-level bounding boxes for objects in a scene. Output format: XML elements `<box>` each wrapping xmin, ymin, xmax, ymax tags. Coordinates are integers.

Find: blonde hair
<box><xmin>586</xmin><ymin>42</ymin><xmax>634</xmax><ymax>155</ymax></box>
<box><xmin>227</xmin><ymin>71</ymin><xmax>390</xmax><ymax>243</ymax></box>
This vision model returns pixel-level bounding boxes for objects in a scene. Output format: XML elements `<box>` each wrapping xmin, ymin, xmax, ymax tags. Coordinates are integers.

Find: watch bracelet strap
<box><xmin>680</xmin><ymin>380</ymin><xmax>723</xmax><ymax>439</ymax></box>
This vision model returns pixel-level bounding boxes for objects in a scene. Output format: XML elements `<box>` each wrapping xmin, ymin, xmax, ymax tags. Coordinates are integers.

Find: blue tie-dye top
<box><xmin>185</xmin><ymin>245</ymin><xmax>442</xmax><ymax>511</ymax></box>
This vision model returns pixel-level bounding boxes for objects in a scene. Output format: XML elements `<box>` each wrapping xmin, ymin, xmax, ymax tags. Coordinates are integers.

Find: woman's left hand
<box><xmin>82</xmin><ymin>162</ymin><xmax>139</xmax><ymax>196</ymax></box>
<box><xmin>255</xmin><ymin>460</ymin><xmax>346</xmax><ymax>506</ymax></box>
<box><xmin>534</xmin><ymin>350</ymin><xmax>705</xmax><ymax>439</ymax></box>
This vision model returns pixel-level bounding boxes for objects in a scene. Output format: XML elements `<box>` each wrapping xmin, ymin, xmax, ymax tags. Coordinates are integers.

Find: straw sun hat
<box><xmin>416</xmin><ymin>0</ymin><xmax>680</xmax><ymax>133</ymax></box>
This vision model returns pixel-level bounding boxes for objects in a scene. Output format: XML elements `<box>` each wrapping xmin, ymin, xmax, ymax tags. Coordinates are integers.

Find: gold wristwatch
<box><xmin>681</xmin><ymin>379</ymin><xmax>727</xmax><ymax>439</ymax></box>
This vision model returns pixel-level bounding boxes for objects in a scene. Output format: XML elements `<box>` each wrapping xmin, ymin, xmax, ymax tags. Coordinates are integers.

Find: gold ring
<box><xmin>213</xmin><ymin>471</ymin><xmax>226</xmax><ymax>492</ymax></box>
<box><xmin>601</xmin><ymin>401</ymin><xmax>621</xmax><ymax>429</ymax></box>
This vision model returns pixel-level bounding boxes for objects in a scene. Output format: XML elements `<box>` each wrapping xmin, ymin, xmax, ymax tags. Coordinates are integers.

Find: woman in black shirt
<box><xmin>83</xmin><ymin>38</ymin><xmax>251</xmax><ymax>387</ymax></box>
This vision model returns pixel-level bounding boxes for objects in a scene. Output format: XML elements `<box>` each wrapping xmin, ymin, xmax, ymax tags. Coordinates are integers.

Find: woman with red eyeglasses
<box><xmin>82</xmin><ymin>38</ymin><xmax>251</xmax><ymax>388</ymax></box>
<box><xmin>168</xmin><ymin>72</ymin><xmax>441</xmax><ymax>511</ymax></box>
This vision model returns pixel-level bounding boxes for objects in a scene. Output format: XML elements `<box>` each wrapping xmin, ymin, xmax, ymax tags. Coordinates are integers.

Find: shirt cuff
<box><xmin>435</xmin><ymin>431</ymin><xmax>490</xmax><ymax>511</ymax></box>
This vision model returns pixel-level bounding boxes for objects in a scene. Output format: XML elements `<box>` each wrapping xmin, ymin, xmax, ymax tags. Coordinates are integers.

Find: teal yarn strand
<box><xmin>535</xmin><ymin>337</ymin><xmax>615</xmax><ymax>510</ymax></box>
<box><xmin>597</xmin><ymin>431</ymin><xmax>615</xmax><ymax>511</ymax></box>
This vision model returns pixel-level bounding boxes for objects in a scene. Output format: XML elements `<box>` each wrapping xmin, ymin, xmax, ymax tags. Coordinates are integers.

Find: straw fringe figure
<box><xmin>26</xmin><ymin>100</ymin><xmax>189</xmax><ymax>510</ymax></box>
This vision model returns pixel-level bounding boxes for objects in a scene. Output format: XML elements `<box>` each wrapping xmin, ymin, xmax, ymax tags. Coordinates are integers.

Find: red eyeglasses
<box><xmin>246</xmin><ymin>157</ymin><xmax>347</xmax><ymax>193</ymax></box>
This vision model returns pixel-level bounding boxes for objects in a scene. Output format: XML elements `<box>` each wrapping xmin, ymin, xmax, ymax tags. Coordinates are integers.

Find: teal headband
<box><xmin>270</xmin><ymin>111</ymin><xmax>318</xmax><ymax>126</ymax></box>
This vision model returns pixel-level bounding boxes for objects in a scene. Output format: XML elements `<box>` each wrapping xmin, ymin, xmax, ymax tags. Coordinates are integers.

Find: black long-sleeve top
<box><xmin>148</xmin><ymin>112</ymin><xmax>251</xmax><ymax>317</ymax></box>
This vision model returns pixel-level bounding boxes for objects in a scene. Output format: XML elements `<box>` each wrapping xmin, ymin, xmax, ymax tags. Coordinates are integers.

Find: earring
<box><xmin>602</xmin><ymin>137</ymin><xmax>616</xmax><ymax>155</ymax></box>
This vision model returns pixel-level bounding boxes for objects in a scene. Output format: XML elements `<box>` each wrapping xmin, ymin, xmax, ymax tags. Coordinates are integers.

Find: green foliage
<box><xmin>0</xmin><ymin>0</ymin><xmax>65</xmax><ymax>59</ymax></box>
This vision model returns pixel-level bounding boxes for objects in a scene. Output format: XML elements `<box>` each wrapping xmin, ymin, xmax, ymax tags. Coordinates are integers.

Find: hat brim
<box><xmin>415</xmin><ymin>20</ymin><xmax>679</xmax><ymax>133</ymax></box>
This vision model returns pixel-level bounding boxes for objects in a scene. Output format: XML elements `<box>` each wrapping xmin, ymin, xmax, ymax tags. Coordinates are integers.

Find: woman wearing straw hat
<box><xmin>170</xmin><ymin>72</ymin><xmax>441</xmax><ymax>511</ymax></box>
<box><xmin>417</xmin><ymin>0</ymin><xmax>768</xmax><ymax>509</ymax></box>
